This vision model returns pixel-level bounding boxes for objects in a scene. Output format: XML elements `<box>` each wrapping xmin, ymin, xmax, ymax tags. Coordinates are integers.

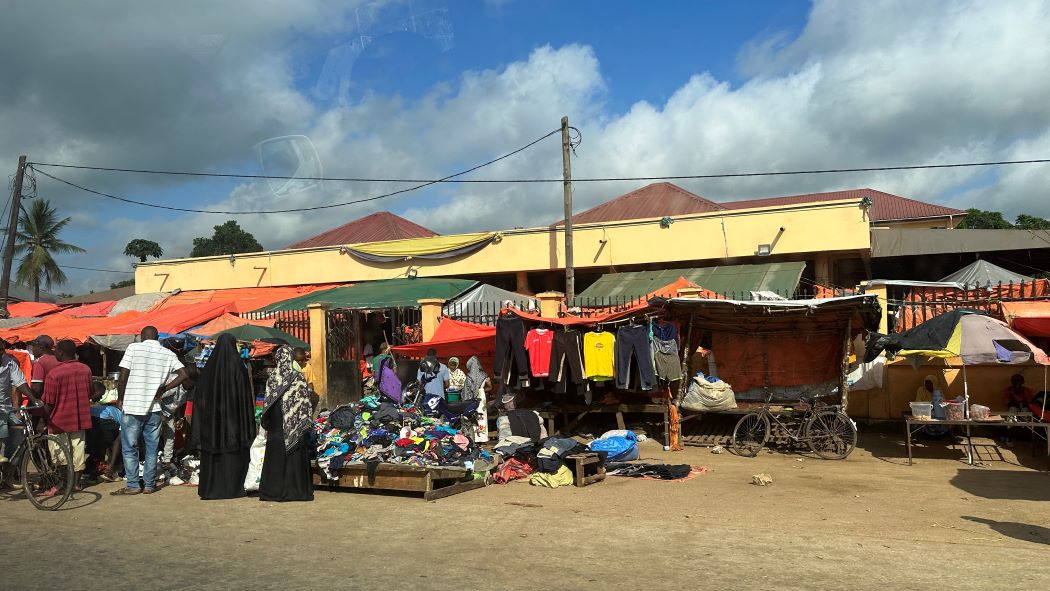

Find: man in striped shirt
<box><xmin>112</xmin><ymin>327</ymin><xmax>188</xmax><ymax>496</ymax></box>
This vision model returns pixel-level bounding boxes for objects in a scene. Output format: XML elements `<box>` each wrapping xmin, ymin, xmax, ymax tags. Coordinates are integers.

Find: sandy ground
<box><xmin>3</xmin><ymin>429</ymin><xmax>1050</xmax><ymax>591</ymax></box>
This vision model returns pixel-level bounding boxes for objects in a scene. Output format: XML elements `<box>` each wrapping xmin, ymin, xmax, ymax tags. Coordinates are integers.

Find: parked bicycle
<box><xmin>3</xmin><ymin>401</ymin><xmax>76</xmax><ymax>510</ymax></box>
<box><xmin>730</xmin><ymin>393</ymin><xmax>857</xmax><ymax>460</ymax></box>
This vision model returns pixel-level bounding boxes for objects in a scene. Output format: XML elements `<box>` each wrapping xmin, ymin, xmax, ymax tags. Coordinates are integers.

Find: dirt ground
<box><xmin>3</xmin><ymin>429</ymin><xmax>1050</xmax><ymax>591</ymax></box>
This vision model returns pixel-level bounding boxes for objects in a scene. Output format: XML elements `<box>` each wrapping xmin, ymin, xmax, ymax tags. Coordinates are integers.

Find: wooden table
<box><xmin>312</xmin><ymin>462</ymin><xmax>488</xmax><ymax>501</ymax></box>
<box><xmin>903</xmin><ymin>411</ymin><xmax>1049</xmax><ymax>466</ymax></box>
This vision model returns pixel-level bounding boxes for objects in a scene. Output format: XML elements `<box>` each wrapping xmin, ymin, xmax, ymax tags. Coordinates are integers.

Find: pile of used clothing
<box><xmin>314</xmin><ymin>396</ymin><xmax>494</xmax><ymax>479</ymax></box>
<box><xmin>491</xmin><ymin>435</ymin><xmax>595</xmax><ymax>489</ymax></box>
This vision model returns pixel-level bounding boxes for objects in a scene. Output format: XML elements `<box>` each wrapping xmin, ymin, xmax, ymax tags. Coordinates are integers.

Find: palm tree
<box><xmin>14</xmin><ymin>199</ymin><xmax>85</xmax><ymax>301</ymax></box>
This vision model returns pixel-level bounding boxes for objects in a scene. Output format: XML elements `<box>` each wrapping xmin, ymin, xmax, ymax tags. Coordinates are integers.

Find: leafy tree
<box><xmin>14</xmin><ymin>199</ymin><xmax>85</xmax><ymax>301</ymax></box>
<box><xmin>110</xmin><ymin>279</ymin><xmax>135</xmax><ymax>289</ymax></box>
<box><xmin>56</xmin><ymin>292</ymin><xmax>75</xmax><ymax>299</ymax></box>
<box><xmin>957</xmin><ymin>208</ymin><xmax>1013</xmax><ymax>229</ymax></box>
<box><xmin>190</xmin><ymin>221</ymin><xmax>263</xmax><ymax>258</ymax></box>
<box><xmin>123</xmin><ymin>238</ymin><xmax>164</xmax><ymax>262</ymax></box>
<box><xmin>1015</xmin><ymin>214</ymin><xmax>1050</xmax><ymax>230</ymax></box>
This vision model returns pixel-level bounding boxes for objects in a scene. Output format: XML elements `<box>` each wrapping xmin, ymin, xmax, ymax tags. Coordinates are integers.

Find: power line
<box><xmin>28</xmin><ymin>157</ymin><xmax>1050</xmax><ymax>184</ymax></box>
<box><xmin>29</xmin><ymin>127</ymin><xmax>561</xmax><ymax>214</ymax></box>
<box><xmin>62</xmin><ymin>265</ymin><xmax>134</xmax><ymax>274</ymax></box>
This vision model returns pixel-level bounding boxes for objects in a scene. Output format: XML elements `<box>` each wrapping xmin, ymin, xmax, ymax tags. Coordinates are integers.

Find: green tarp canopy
<box><xmin>254</xmin><ymin>278</ymin><xmax>478</xmax><ymax>312</ymax></box>
<box><xmin>576</xmin><ymin>262</ymin><xmax>806</xmax><ymax>301</ymax></box>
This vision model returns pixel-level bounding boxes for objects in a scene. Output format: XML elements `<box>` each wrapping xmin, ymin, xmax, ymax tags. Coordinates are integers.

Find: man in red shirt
<box><xmin>40</xmin><ymin>340</ymin><xmax>93</xmax><ymax>494</ymax></box>
<box><xmin>30</xmin><ymin>335</ymin><xmax>58</xmax><ymax>398</ymax></box>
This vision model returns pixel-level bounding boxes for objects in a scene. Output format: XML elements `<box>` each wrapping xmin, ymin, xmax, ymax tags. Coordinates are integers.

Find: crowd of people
<box><xmin>0</xmin><ymin>326</ymin><xmax>315</xmax><ymax>503</ymax></box>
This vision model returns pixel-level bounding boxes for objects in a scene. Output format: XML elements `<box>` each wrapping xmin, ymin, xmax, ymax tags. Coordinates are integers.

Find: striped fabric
<box><xmin>119</xmin><ymin>340</ymin><xmax>183</xmax><ymax>415</ymax></box>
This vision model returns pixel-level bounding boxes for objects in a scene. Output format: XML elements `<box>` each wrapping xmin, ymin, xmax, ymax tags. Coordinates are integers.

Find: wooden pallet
<box><xmin>312</xmin><ymin>462</ymin><xmax>488</xmax><ymax>501</ymax></box>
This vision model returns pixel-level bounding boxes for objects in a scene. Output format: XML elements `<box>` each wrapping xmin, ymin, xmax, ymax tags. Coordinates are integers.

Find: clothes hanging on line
<box><xmin>583</xmin><ymin>330</ymin><xmax>616</xmax><ymax>382</ymax></box>
<box><xmin>615</xmin><ymin>324</ymin><xmax>655</xmax><ymax>391</ymax></box>
<box><xmin>524</xmin><ymin>328</ymin><xmax>554</xmax><ymax>377</ymax></box>
<box><xmin>549</xmin><ymin>329</ymin><xmax>586</xmax><ymax>394</ymax></box>
<box><xmin>494</xmin><ymin>315</ymin><xmax>530</xmax><ymax>387</ymax></box>
<box><xmin>652</xmin><ymin>331</ymin><xmax>682</xmax><ymax>382</ymax></box>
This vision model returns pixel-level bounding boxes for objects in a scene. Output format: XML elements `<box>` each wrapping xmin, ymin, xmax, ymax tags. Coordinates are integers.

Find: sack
<box><xmin>680</xmin><ymin>375</ymin><xmax>737</xmax><ymax>412</ymax></box>
<box><xmin>589</xmin><ymin>431</ymin><xmax>639</xmax><ymax>462</ymax></box>
<box><xmin>493</xmin><ymin>457</ymin><xmax>533</xmax><ymax>484</ymax></box>
<box><xmin>377</xmin><ymin>358</ymin><xmax>402</xmax><ymax>404</ymax></box>
<box><xmin>243</xmin><ymin>429</ymin><xmax>267</xmax><ymax>492</ymax></box>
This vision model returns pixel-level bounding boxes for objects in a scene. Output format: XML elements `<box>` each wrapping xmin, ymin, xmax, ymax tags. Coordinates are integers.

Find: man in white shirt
<box><xmin>111</xmin><ymin>326</ymin><xmax>188</xmax><ymax>496</ymax></box>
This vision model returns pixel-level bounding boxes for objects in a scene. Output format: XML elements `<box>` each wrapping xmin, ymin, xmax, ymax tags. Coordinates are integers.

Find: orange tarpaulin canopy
<box><xmin>99</xmin><ymin>301</ymin><xmax>233</xmax><ymax>336</ymax></box>
<box><xmin>0</xmin><ymin>311</ymin><xmax>146</xmax><ymax>344</ymax></box>
<box><xmin>58</xmin><ymin>300</ymin><xmax>117</xmax><ymax>317</ymax></box>
<box><xmin>7</xmin><ymin>302</ymin><xmax>63</xmax><ymax>318</ymax></box>
<box><xmin>192</xmin><ymin>313</ymin><xmax>277</xmax><ymax>336</ymax></box>
<box><xmin>1002</xmin><ymin>301</ymin><xmax>1050</xmax><ymax>338</ymax></box>
<box><xmin>391</xmin><ymin>318</ymin><xmax>497</xmax><ymax>359</ymax></box>
<box><xmin>155</xmin><ymin>284</ymin><xmax>344</xmax><ymax>314</ymax></box>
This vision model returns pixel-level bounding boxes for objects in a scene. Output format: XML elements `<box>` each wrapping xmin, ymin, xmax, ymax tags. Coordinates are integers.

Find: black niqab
<box><xmin>191</xmin><ymin>333</ymin><xmax>256</xmax><ymax>453</ymax></box>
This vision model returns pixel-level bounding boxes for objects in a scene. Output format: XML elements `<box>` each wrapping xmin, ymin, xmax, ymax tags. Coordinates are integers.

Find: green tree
<box><xmin>190</xmin><ymin>220</ymin><xmax>263</xmax><ymax>258</ymax></box>
<box><xmin>110</xmin><ymin>279</ymin><xmax>135</xmax><ymax>289</ymax></box>
<box><xmin>1015</xmin><ymin>214</ymin><xmax>1050</xmax><ymax>230</ymax></box>
<box><xmin>123</xmin><ymin>238</ymin><xmax>164</xmax><ymax>262</ymax></box>
<box><xmin>957</xmin><ymin>208</ymin><xmax>1013</xmax><ymax>229</ymax></box>
<box><xmin>14</xmin><ymin>200</ymin><xmax>86</xmax><ymax>301</ymax></box>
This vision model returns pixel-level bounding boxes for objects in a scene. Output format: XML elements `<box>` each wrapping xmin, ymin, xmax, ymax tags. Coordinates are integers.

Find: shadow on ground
<box><xmin>951</xmin><ymin>469</ymin><xmax>1050</xmax><ymax>501</ymax></box>
<box><xmin>963</xmin><ymin>516</ymin><xmax>1050</xmax><ymax>546</ymax></box>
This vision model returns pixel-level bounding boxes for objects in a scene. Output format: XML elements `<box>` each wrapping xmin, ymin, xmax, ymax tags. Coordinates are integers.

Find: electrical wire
<box><xmin>28</xmin><ymin>127</ymin><xmax>562</xmax><ymax>214</ymax></box>
<box><xmin>62</xmin><ymin>265</ymin><xmax>134</xmax><ymax>274</ymax></box>
<box><xmin>28</xmin><ymin>157</ymin><xmax>1050</xmax><ymax>184</ymax></box>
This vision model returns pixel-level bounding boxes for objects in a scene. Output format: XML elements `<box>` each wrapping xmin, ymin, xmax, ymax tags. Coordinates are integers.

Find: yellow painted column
<box><xmin>307</xmin><ymin>303</ymin><xmax>331</xmax><ymax>402</ymax></box>
<box><xmin>814</xmin><ymin>254</ymin><xmax>832</xmax><ymax>286</ymax></box>
<box><xmin>536</xmin><ymin>291</ymin><xmax>564</xmax><ymax>318</ymax></box>
<box><xmin>676</xmin><ymin>287</ymin><xmax>704</xmax><ymax>299</ymax></box>
<box><xmin>418</xmin><ymin>298</ymin><xmax>445</xmax><ymax>341</ymax></box>
<box><xmin>863</xmin><ymin>283</ymin><xmax>890</xmax><ymax>333</ymax></box>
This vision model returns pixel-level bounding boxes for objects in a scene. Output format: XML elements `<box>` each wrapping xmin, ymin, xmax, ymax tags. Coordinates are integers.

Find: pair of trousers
<box><xmin>494</xmin><ymin>316</ymin><xmax>529</xmax><ymax>383</ymax></box>
<box><xmin>2</xmin><ymin>411</ymin><xmax>25</xmax><ymax>460</ymax></box>
<box><xmin>548</xmin><ymin>330</ymin><xmax>585</xmax><ymax>394</ymax></box>
<box><xmin>616</xmin><ymin>325</ymin><xmax>656</xmax><ymax>391</ymax></box>
<box><xmin>161</xmin><ymin>416</ymin><xmax>177</xmax><ymax>464</ymax></box>
<box><xmin>49</xmin><ymin>430</ymin><xmax>87</xmax><ymax>472</ymax></box>
<box><xmin>121</xmin><ymin>412</ymin><xmax>163</xmax><ymax>490</ymax></box>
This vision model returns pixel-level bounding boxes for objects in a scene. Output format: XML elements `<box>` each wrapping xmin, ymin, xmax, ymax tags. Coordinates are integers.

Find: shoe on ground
<box><xmin>38</xmin><ymin>486</ymin><xmax>60</xmax><ymax>498</ymax></box>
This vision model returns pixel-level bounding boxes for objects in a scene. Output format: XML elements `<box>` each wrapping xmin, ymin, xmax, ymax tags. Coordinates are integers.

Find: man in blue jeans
<box><xmin>111</xmin><ymin>327</ymin><xmax>188</xmax><ymax>496</ymax></box>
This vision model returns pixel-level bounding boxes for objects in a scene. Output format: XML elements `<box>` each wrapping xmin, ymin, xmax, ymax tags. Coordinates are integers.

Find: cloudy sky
<box><xmin>3</xmin><ymin>0</ymin><xmax>1050</xmax><ymax>294</ymax></box>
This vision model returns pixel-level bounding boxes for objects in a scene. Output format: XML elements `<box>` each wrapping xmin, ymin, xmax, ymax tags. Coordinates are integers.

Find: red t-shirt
<box><xmin>31</xmin><ymin>353</ymin><xmax>58</xmax><ymax>385</ymax></box>
<box><xmin>41</xmin><ymin>360</ymin><xmax>93</xmax><ymax>434</ymax></box>
<box><xmin>524</xmin><ymin>328</ymin><xmax>554</xmax><ymax>377</ymax></box>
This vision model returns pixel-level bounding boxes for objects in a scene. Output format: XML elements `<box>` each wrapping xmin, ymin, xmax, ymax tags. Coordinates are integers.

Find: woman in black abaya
<box><xmin>258</xmin><ymin>346</ymin><xmax>314</xmax><ymax>502</ymax></box>
<box><xmin>190</xmin><ymin>333</ymin><xmax>256</xmax><ymax>500</ymax></box>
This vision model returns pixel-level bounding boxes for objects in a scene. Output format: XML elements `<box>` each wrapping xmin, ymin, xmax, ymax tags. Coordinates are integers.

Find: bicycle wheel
<box><xmin>805</xmin><ymin>411</ymin><xmax>857</xmax><ymax>460</ymax></box>
<box><xmin>731</xmin><ymin>412</ymin><xmax>769</xmax><ymax>457</ymax></box>
<box><xmin>21</xmin><ymin>435</ymin><xmax>75</xmax><ymax>510</ymax></box>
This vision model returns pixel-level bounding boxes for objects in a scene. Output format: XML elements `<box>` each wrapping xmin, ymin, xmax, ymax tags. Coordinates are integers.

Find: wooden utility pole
<box><xmin>561</xmin><ymin>116</ymin><xmax>575</xmax><ymax>303</ymax></box>
<box><xmin>0</xmin><ymin>155</ymin><xmax>26</xmax><ymax>318</ymax></box>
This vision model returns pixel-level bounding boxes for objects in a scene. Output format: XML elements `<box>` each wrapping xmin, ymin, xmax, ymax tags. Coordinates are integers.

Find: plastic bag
<box><xmin>243</xmin><ymin>429</ymin><xmax>267</xmax><ymax>492</ymax></box>
<box><xmin>589</xmin><ymin>431</ymin><xmax>639</xmax><ymax>461</ymax></box>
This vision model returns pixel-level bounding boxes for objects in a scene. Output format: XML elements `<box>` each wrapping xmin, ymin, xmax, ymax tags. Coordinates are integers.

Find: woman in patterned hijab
<box><xmin>258</xmin><ymin>346</ymin><xmax>314</xmax><ymax>502</ymax></box>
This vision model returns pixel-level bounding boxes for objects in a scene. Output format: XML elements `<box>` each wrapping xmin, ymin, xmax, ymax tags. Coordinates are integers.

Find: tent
<box><xmin>58</xmin><ymin>300</ymin><xmax>117</xmax><ymax>317</ymax></box>
<box><xmin>940</xmin><ymin>260</ymin><xmax>1030</xmax><ymax>286</ymax></box>
<box><xmin>390</xmin><ymin>318</ymin><xmax>496</xmax><ymax>359</ymax></box>
<box><xmin>865</xmin><ymin>309</ymin><xmax>1049</xmax><ymax>365</ymax></box>
<box><xmin>1001</xmin><ymin>301</ymin><xmax>1050</xmax><ymax>338</ymax></box>
<box><xmin>7</xmin><ymin>302</ymin><xmax>63</xmax><ymax>318</ymax></box>
<box><xmin>155</xmin><ymin>284</ymin><xmax>342</xmax><ymax>314</ymax></box>
<box><xmin>256</xmin><ymin>278</ymin><xmax>477</xmax><ymax>313</ymax></box>
<box><xmin>191</xmin><ymin>313</ymin><xmax>277</xmax><ymax>337</ymax></box>
<box><xmin>442</xmin><ymin>284</ymin><xmax>537</xmax><ymax>320</ymax></box>
<box><xmin>212</xmin><ymin>324</ymin><xmax>308</xmax><ymax>349</ymax></box>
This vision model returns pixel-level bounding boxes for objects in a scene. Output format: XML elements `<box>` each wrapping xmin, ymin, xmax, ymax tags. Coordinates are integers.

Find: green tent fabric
<box><xmin>576</xmin><ymin>262</ymin><xmax>806</xmax><ymax>301</ymax></box>
<box><xmin>213</xmin><ymin>324</ymin><xmax>309</xmax><ymax>349</ymax></box>
<box><xmin>254</xmin><ymin>278</ymin><xmax>478</xmax><ymax>312</ymax></box>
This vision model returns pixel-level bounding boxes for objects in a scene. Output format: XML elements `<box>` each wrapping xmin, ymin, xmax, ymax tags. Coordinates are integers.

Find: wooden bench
<box><xmin>565</xmin><ymin>453</ymin><xmax>605</xmax><ymax>487</ymax></box>
<box><xmin>312</xmin><ymin>462</ymin><xmax>488</xmax><ymax>501</ymax></box>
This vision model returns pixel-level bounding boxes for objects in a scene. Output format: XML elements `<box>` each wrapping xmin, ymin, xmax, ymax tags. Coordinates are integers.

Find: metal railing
<box><xmin>890</xmin><ymin>279</ymin><xmax>1050</xmax><ymax>332</ymax></box>
<box><xmin>241</xmin><ymin>309</ymin><xmax>310</xmax><ymax>345</ymax></box>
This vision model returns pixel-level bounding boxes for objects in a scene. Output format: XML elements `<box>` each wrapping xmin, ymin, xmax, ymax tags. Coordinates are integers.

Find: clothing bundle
<box><xmin>313</xmin><ymin>395</ymin><xmax>493</xmax><ymax>480</ymax></box>
<box><xmin>606</xmin><ymin>462</ymin><xmax>694</xmax><ymax>480</ymax></box>
<box><xmin>491</xmin><ymin>435</ymin><xmax>592</xmax><ymax>487</ymax></box>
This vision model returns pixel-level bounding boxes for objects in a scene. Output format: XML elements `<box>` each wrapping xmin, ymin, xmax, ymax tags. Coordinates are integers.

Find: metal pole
<box><xmin>561</xmin><ymin>116</ymin><xmax>574</xmax><ymax>303</ymax></box>
<box><xmin>0</xmin><ymin>155</ymin><xmax>27</xmax><ymax>318</ymax></box>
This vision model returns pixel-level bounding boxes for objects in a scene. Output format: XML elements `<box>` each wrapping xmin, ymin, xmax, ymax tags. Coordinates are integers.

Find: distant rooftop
<box><xmin>286</xmin><ymin>211</ymin><xmax>438</xmax><ymax>249</ymax></box>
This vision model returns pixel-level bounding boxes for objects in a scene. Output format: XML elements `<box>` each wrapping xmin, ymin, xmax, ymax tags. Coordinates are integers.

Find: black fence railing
<box><xmin>890</xmin><ymin>279</ymin><xmax>1050</xmax><ymax>332</ymax></box>
<box><xmin>242</xmin><ymin>309</ymin><xmax>310</xmax><ymax>345</ymax></box>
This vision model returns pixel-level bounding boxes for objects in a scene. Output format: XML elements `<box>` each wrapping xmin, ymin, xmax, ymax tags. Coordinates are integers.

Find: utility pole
<box><xmin>561</xmin><ymin>116</ymin><xmax>575</xmax><ymax>303</ymax></box>
<box><xmin>0</xmin><ymin>155</ymin><xmax>26</xmax><ymax>318</ymax></box>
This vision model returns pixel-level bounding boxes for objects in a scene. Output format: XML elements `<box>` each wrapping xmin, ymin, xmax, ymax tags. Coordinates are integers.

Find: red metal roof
<box><xmin>555</xmin><ymin>182</ymin><xmax>723</xmax><ymax>226</ymax></box>
<box><xmin>720</xmin><ymin>188</ymin><xmax>965</xmax><ymax>222</ymax></box>
<box><xmin>559</xmin><ymin>183</ymin><xmax>964</xmax><ymax>225</ymax></box>
<box><xmin>286</xmin><ymin>211</ymin><xmax>438</xmax><ymax>249</ymax></box>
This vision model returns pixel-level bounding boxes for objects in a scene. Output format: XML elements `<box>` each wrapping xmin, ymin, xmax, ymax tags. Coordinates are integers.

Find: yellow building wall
<box><xmin>850</xmin><ymin>360</ymin><xmax>1049</xmax><ymax>419</ymax></box>
<box><xmin>136</xmin><ymin>200</ymin><xmax>871</xmax><ymax>292</ymax></box>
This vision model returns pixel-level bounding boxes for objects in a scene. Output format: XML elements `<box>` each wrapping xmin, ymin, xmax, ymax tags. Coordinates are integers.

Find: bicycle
<box><xmin>730</xmin><ymin>393</ymin><xmax>857</xmax><ymax>460</ymax></box>
<box><xmin>3</xmin><ymin>401</ymin><xmax>76</xmax><ymax>510</ymax></box>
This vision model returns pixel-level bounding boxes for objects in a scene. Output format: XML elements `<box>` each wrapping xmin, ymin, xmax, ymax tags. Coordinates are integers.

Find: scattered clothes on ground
<box><xmin>493</xmin><ymin>457</ymin><xmax>533</xmax><ymax>484</ymax></box>
<box><xmin>529</xmin><ymin>465</ymin><xmax>573</xmax><ymax>488</ymax></box>
<box><xmin>606</xmin><ymin>462</ymin><xmax>698</xmax><ymax>481</ymax></box>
